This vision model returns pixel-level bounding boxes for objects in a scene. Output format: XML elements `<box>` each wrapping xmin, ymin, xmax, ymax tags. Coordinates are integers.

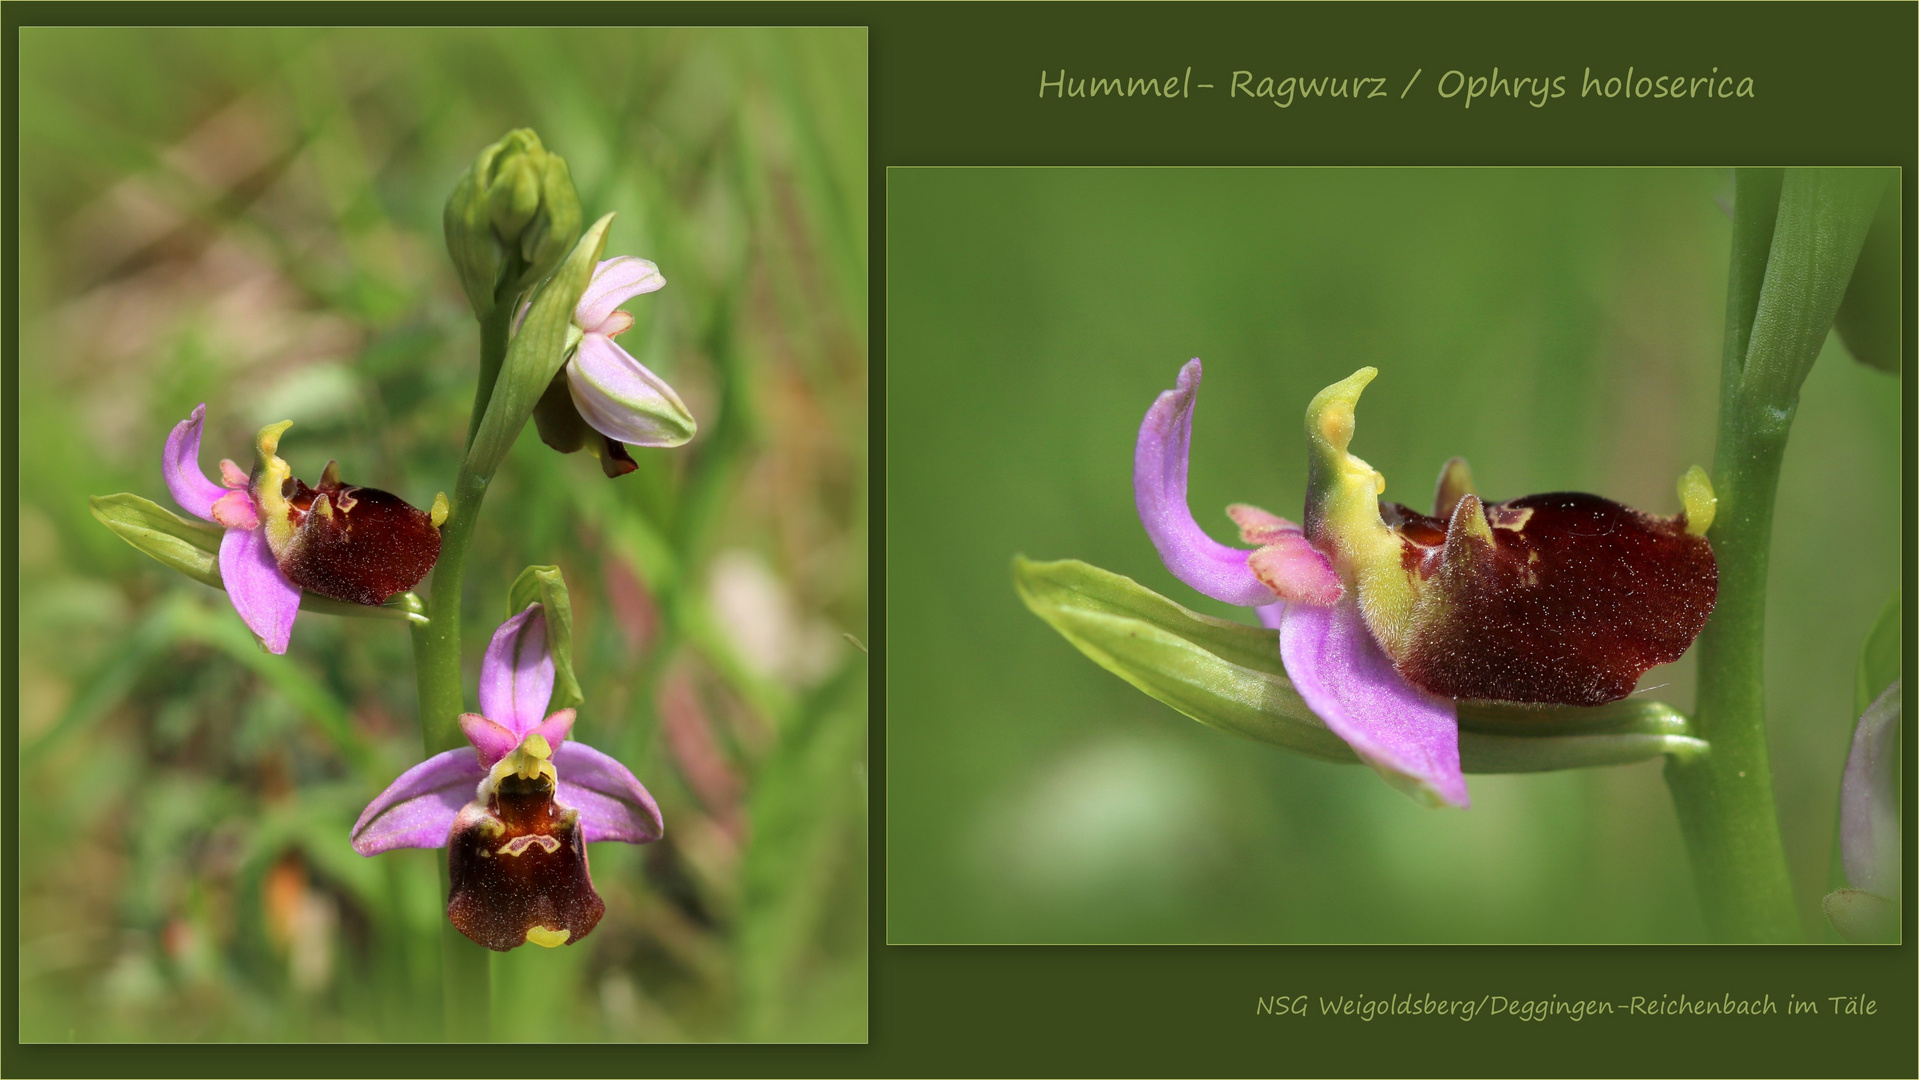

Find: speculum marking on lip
<box><xmin>1380</xmin><ymin>491</ymin><xmax>1718</xmax><ymax>706</ymax></box>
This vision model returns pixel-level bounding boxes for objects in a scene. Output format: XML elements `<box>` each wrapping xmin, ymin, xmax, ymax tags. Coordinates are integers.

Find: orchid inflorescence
<box><xmin>92</xmin><ymin>128</ymin><xmax>693</xmax><ymax>958</ymax></box>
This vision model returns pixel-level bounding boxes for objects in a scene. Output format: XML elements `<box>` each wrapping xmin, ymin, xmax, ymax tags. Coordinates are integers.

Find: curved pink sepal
<box><xmin>1134</xmin><ymin>360</ymin><xmax>1276</xmax><ymax>607</ymax></box>
<box><xmin>164</xmin><ymin>404</ymin><xmax>229</xmax><ymax>521</ymax></box>
<box><xmin>554</xmin><ymin>740</ymin><xmax>664</xmax><ymax>844</ymax></box>
<box><xmin>577</xmin><ymin>256</ymin><xmax>665</xmax><ymax>331</ymax></box>
<box><xmin>1280</xmin><ymin>597</ymin><xmax>1468</xmax><ymax>808</ymax></box>
<box><xmin>478</xmin><ymin>604</ymin><xmax>554</xmax><ymax>738</ymax></box>
<box><xmin>219</xmin><ymin>525</ymin><xmax>301</xmax><ymax>654</ymax></box>
<box><xmin>351</xmin><ymin>747</ymin><xmax>487</xmax><ymax>854</ymax></box>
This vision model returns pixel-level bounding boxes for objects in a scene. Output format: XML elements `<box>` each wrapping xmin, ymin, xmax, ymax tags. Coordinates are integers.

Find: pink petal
<box><xmin>566</xmin><ymin>333</ymin><xmax>697</xmax><ymax>447</ymax></box>
<box><xmin>1841</xmin><ymin>680</ymin><xmax>1901</xmax><ymax>897</ymax></box>
<box><xmin>164</xmin><ymin>404</ymin><xmax>230</xmax><ymax>521</ymax></box>
<box><xmin>219</xmin><ymin>458</ymin><xmax>250</xmax><ymax>488</ymax></box>
<box><xmin>1133</xmin><ymin>360</ymin><xmax>1275</xmax><ymax>607</ymax></box>
<box><xmin>218</xmin><ymin>525</ymin><xmax>301</xmax><ymax>655</ymax></box>
<box><xmin>1280</xmin><ymin>596</ymin><xmax>1468</xmax><ymax>808</ymax></box>
<box><xmin>351</xmin><ymin>748</ymin><xmax>487</xmax><ymax>854</ymax></box>
<box><xmin>1246</xmin><ymin>534</ymin><xmax>1343</xmax><ymax>606</ymax></box>
<box><xmin>576</xmin><ymin>257</ymin><xmax>665</xmax><ymax>332</ymax></box>
<box><xmin>553</xmin><ymin>740</ymin><xmax>663</xmax><ymax>844</ymax></box>
<box><xmin>459</xmin><ymin>712</ymin><xmax>520</xmax><ymax>768</ymax></box>
<box><xmin>1256</xmin><ymin>602</ymin><xmax>1286</xmax><ymax>630</ymax></box>
<box><xmin>478</xmin><ymin>605</ymin><xmax>554</xmax><ymax>738</ymax></box>
<box><xmin>530</xmin><ymin>708</ymin><xmax>577</xmax><ymax>749</ymax></box>
<box><xmin>210</xmin><ymin>490</ymin><xmax>260</xmax><ymax>530</ymax></box>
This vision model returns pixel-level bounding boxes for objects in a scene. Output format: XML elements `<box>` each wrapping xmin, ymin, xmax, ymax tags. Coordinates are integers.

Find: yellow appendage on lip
<box><xmin>525</xmin><ymin>926</ymin><xmax>570</xmax><ymax>948</ymax></box>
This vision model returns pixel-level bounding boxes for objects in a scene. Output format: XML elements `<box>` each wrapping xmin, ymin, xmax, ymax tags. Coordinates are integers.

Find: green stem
<box><xmin>410</xmin><ymin>281</ymin><xmax>516</xmax><ymax>1039</ymax></box>
<box><xmin>1665</xmin><ymin>168</ymin><xmax>1887</xmax><ymax>942</ymax></box>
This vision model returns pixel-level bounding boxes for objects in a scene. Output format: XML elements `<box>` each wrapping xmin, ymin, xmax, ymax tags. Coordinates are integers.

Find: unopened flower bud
<box><xmin>445</xmin><ymin>129</ymin><xmax>584</xmax><ymax>321</ymax></box>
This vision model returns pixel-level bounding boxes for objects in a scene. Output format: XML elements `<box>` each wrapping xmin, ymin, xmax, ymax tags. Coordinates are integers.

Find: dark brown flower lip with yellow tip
<box><xmin>447</xmin><ymin>772</ymin><xmax>606</xmax><ymax>952</ymax></box>
<box><xmin>272</xmin><ymin>468</ymin><xmax>442</xmax><ymax>606</ymax></box>
<box><xmin>1383</xmin><ymin>487</ymin><xmax>1717</xmax><ymax>706</ymax></box>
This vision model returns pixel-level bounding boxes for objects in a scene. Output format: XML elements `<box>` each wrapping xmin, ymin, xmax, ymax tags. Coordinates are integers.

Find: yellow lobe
<box><xmin>524</xmin><ymin>926</ymin><xmax>570</xmax><ymax>948</ymax></box>
<box><xmin>430</xmin><ymin>492</ymin><xmax>450</xmax><ymax>528</ymax></box>
<box><xmin>251</xmin><ymin>421</ymin><xmax>297</xmax><ymax>555</ymax></box>
<box><xmin>1678</xmin><ymin>466</ymin><xmax>1716</xmax><ymax>536</ymax></box>
<box><xmin>1304</xmin><ymin>368</ymin><xmax>1418</xmax><ymax>655</ymax></box>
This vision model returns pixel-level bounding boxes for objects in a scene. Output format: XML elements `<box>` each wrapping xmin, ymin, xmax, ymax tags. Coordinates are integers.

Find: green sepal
<box><xmin>465</xmin><ymin>214</ymin><xmax>613</xmax><ymax>480</ymax></box>
<box><xmin>1855</xmin><ymin>590</ymin><xmax>1901</xmax><ymax>719</ymax></box>
<box><xmin>90</xmin><ymin>492</ymin><xmax>223</xmax><ymax>587</ymax></box>
<box><xmin>1833</xmin><ymin>183</ymin><xmax>1901</xmax><ymax>374</ymax></box>
<box><xmin>1013</xmin><ymin>556</ymin><xmax>1708</xmax><ymax>774</ymax></box>
<box><xmin>88</xmin><ymin>493</ymin><xmax>423</xmax><ymax>624</ymax></box>
<box><xmin>508</xmin><ymin>564</ymin><xmax>584</xmax><ymax>711</ymax></box>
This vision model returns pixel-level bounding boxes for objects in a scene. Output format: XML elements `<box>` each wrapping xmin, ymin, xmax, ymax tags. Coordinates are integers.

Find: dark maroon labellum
<box><xmin>447</xmin><ymin>774</ymin><xmax>605</xmax><ymax>952</ymax></box>
<box><xmin>1386</xmin><ymin>492</ymin><xmax>1718</xmax><ymax>706</ymax></box>
<box><xmin>277</xmin><ymin>475</ymin><xmax>441</xmax><ymax>606</ymax></box>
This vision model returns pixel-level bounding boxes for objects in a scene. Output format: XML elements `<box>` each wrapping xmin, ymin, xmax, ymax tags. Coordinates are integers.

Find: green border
<box><xmin>6</xmin><ymin>1</ymin><xmax>1915</xmax><ymax>1076</ymax></box>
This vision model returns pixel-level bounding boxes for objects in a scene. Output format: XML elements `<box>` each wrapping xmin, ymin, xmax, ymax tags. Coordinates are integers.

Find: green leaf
<box><xmin>1855</xmin><ymin>590</ymin><xmax>1901</xmax><ymax>718</ymax></box>
<box><xmin>1833</xmin><ymin>183</ymin><xmax>1901</xmax><ymax>373</ymax></box>
<box><xmin>1014</xmin><ymin>557</ymin><xmax>1705</xmax><ymax>774</ymax></box>
<box><xmin>1737</xmin><ymin>167</ymin><xmax>1893</xmax><ymax>413</ymax></box>
<box><xmin>507</xmin><ymin>564</ymin><xmax>583</xmax><ymax>711</ymax></box>
<box><xmin>465</xmin><ymin>213</ymin><xmax>613</xmax><ymax>479</ymax></box>
<box><xmin>89</xmin><ymin>492</ymin><xmax>223</xmax><ymax>587</ymax></box>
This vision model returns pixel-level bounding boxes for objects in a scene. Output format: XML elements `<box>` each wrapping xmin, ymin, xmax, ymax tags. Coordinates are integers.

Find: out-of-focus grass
<box><xmin>20</xmin><ymin>27</ymin><xmax>866</xmax><ymax>1041</ymax></box>
<box><xmin>886</xmin><ymin>168</ymin><xmax>1900</xmax><ymax>944</ymax></box>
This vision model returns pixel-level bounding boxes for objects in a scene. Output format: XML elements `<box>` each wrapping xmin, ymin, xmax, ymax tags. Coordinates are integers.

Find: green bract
<box><xmin>508</xmin><ymin>564</ymin><xmax>584</xmax><ymax>712</ymax></box>
<box><xmin>465</xmin><ymin>213</ymin><xmax>614</xmax><ymax>480</ymax></box>
<box><xmin>1013</xmin><ymin>556</ymin><xmax>1708</xmax><ymax>774</ymax></box>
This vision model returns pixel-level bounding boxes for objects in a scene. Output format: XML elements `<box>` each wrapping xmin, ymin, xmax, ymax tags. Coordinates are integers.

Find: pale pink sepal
<box><xmin>164</xmin><ymin>404</ymin><xmax>230</xmax><ymax>521</ymax></box>
<box><xmin>554</xmin><ymin>740</ymin><xmax>664</xmax><ymax>844</ymax></box>
<box><xmin>350</xmin><ymin>747</ymin><xmax>487</xmax><ymax>854</ymax></box>
<box><xmin>566</xmin><ymin>333</ymin><xmax>697</xmax><ymax>447</ymax></box>
<box><xmin>576</xmin><ymin>256</ymin><xmax>665</xmax><ymax>332</ymax></box>
<box><xmin>1841</xmin><ymin>680</ymin><xmax>1901</xmax><ymax>897</ymax></box>
<box><xmin>1133</xmin><ymin>360</ymin><xmax>1276</xmax><ymax>607</ymax></box>
<box><xmin>478</xmin><ymin>604</ymin><xmax>555</xmax><ymax>738</ymax></box>
<box><xmin>1280</xmin><ymin>597</ymin><xmax>1469</xmax><ymax>808</ymax></box>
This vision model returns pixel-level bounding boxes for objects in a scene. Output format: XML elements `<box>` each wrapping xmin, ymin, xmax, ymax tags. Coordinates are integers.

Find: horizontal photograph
<box><xmin>887</xmin><ymin>166</ymin><xmax>1898</xmax><ymax>944</ymax></box>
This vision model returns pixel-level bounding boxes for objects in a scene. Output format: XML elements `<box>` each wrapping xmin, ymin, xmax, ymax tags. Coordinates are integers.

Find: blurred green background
<box><xmin>887</xmin><ymin>168</ymin><xmax>1898</xmax><ymax>944</ymax></box>
<box><xmin>19</xmin><ymin>28</ymin><xmax>865</xmax><ymax>1040</ymax></box>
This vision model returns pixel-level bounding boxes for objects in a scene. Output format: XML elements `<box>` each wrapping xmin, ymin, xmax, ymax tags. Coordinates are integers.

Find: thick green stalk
<box><xmin>1666</xmin><ymin>168</ymin><xmax>1887</xmax><ymax>942</ymax></box>
<box><xmin>410</xmin><ymin>282</ymin><xmax>515</xmax><ymax>1040</ymax></box>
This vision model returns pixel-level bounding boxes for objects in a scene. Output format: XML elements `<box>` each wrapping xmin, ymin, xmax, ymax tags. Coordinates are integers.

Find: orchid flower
<box><xmin>530</xmin><ymin>256</ymin><xmax>697</xmax><ymax>477</ymax></box>
<box><xmin>165</xmin><ymin>405</ymin><xmax>444</xmax><ymax>654</ymax></box>
<box><xmin>1136</xmin><ymin>360</ymin><xmax>1718</xmax><ymax>807</ymax></box>
<box><xmin>351</xmin><ymin>603</ymin><xmax>662</xmax><ymax>951</ymax></box>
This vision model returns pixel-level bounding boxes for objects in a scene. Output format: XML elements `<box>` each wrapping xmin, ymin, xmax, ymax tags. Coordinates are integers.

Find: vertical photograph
<box><xmin>887</xmin><ymin>167</ymin><xmax>1898</xmax><ymax>945</ymax></box>
<box><xmin>19</xmin><ymin>27</ymin><xmax>867</xmax><ymax>1041</ymax></box>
